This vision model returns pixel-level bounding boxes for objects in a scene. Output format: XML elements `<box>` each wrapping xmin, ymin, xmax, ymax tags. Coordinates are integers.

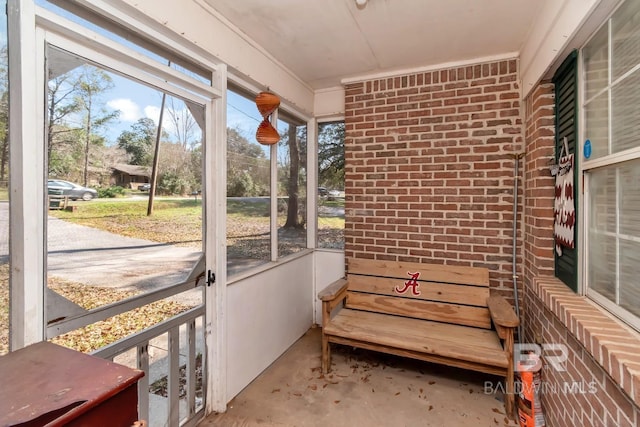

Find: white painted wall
<box><xmin>119</xmin><ymin>0</ymin><xmax>314</xmax><ymax>115</ymax></box>
<box><xmin>313</xmin><ymin>250</ymin><xmax>345</xmax><ymax>325</ymax></box>
<box><xmin>519</xmin><ymin>0</ymin><xmax>620</xmax><ymax>97</ymax></box>
<box><xmin>225</xmin><ymin>250</ymin><xmax>345</xmax><ymax>400</ymax></box>
<box><xmin>314</xmin><ymin>87</ymin><xmax>345</xmax><ymax>118</ymax></box>
<box><xmin>226</xmin><ymin>255</ymin><xmax>314</xmax><ymax>399</ymax></box>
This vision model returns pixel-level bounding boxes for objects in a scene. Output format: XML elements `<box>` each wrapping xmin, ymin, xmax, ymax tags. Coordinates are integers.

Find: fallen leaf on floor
<box><xmin>271</xmin><ymin>389</ymin><xmax>280</xmax><ymax>393</ymax></box>
<box><xmin>420</xmin><ymin>388</ymin><xmax>424</xmax><ymax>393</ymax></box>
<box><xmin>494</xmin><ymin>419</ymin><xmax>499</xmax><ymax>424</ymax></box>
<box><xmin>293</xmin><ymin>392</ymin><xmax>302</xmax><ymax>397</ymax></box>
<box><xmin>308</xmin><ymin>385</ymin><xmax>317</xmax><ymax>391</ymax></box>
<box><xmin>395</xmin><ymin>392</ymin><xmax>401</xmax><ymax>396</ymax></box>
<box><xmin>429</xmin><ymin>381</ymin><xmax>436</xmax><ymax>385</ymax></box>
<box><xmin>372</xmin><ymin>388</ymin><xmax>375</xmax><ymax>393</ymax></box>
<box><xmin>492</xmin><ymin>408</ymin><xmax>503</xmax><ymax>414</ymax></box>
<box><xmin>503</xmin><ymin>417</ymin><xmax>509</xmax><ymax>424</ymax></box>
<box><xmin>334</xmin><ymin>400</ymin><xmax>340</xmax><ymax>404</ymax></box>
<box><xmin>428</xmin><ymin>405</ymin><xmax>433</xmax><ymax>411</ymax></box>
<box><xmin>323</xmin><ymin>384</ymin><xmax>328</xmax><ymax>389</ymax></box>
<box><xmin>469</xmin><ymin>389</ymin><xmax>474</xmax><ymax>394</ymax></box>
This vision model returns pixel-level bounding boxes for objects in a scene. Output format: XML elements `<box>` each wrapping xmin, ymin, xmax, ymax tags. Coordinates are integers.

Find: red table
<box><xmin>0</xmin><ymin>341</ymin><xmax>144</xmax><ymax>427</ymax></box>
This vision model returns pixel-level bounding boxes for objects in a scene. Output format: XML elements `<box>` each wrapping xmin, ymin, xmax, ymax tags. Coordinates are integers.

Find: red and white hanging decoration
<box><xmin>553</xmin><ymin>137</ymin><xmax>575</xmax><ymax>256</ymax></box>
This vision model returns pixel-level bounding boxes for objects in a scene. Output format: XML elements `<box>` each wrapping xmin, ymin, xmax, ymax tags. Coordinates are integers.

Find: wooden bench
<box><xmin>318</xmin><ymin>258</ymin><xmax>519</xmax><ymax>415</ymax></box>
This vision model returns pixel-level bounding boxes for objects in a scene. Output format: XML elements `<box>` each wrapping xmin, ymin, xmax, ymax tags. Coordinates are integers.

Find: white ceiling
<box><xmin>204</xmin><ymin>0</ymin><xmax>545</xmax><ymax>90</ymax></box>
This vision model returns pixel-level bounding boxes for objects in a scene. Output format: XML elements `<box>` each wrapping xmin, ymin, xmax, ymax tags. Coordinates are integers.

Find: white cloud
<box><xmin>107</xmin><ymin>98</ymin><xmax>141</xmax><ymax>122</ymax></box>
<box><xmin>144</xmin><ymin>105</ymin><xmax>160</xmax><ymax>123</ymax></box>
<box><xmin>144</xmin><ymin>105</ymin><xmax>180</xmax><ymax>136</ymax></box>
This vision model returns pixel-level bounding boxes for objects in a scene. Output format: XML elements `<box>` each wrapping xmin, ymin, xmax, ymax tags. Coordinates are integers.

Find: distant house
<box><xmin>111</xmin><ymin>164</ymin><xmax>150</xmax><ymax>189</ymax></box>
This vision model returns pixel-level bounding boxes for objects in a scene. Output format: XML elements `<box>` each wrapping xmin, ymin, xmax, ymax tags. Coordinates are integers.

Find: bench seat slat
<box><xmin>347</xmin><ymin>275</ymin><xmax>490</xmax><ymax>307</ymax></box>
<box><xmin>346</xmin><ymin>292</ymin><xmax>493</xmax><ymax>329</ymax></box>
<box><xmin>347</xmin><ymin>258</ymin><xmax>489</xmax><ymax>287</ymax></box>
<box><xmin>323</xmin><ymin>309</ymin><xmax>508</xmax><ymax>369</ymax></box>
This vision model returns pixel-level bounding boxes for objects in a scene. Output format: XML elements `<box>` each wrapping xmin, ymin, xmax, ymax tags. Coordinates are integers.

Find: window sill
<box><xmin>532</xmin><ymin>277</ymin><xmax>640</xmax><ymax>406</ymax></box>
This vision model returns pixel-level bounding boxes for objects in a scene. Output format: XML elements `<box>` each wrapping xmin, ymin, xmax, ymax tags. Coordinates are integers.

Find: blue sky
<box><xmin>17</xmin><ymin>1</ymin><xmax>272</xmax><ymax>153</ymax></box>
<box><xmin>99</xmin><ymin>73</ymin><xmax>264</xmax><ymax>147</ymax></box>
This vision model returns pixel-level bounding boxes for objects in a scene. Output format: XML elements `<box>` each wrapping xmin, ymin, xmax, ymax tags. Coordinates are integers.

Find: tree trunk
<box><xmin>0</xmin><ymin>135</ymin><xmax>7</xmax><ymax>182</ymax></box>
<box><xmin>84</xmin><ymin>107</ymin><xmax>92</xmax><ymax>187</ymax></box>
<box><xmin>284</xmin><ymin>126</ymin><xmax>300</xmax><ymax>228</ymax></box>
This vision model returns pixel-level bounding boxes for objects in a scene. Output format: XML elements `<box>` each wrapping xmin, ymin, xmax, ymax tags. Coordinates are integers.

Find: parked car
<box><xmin>318</xmin><ymin>187</ymin><xmax>328</xmax><ymax>197</ymax></box>
<box><xmin>47</xmin><ymin>179</ymin><xmax>98</xmax><ymax>201</ymax></box>
<box><xmin>138</xmin><ymin>183</ymin><xmax>151</xmax><ymax>191</ymax></box>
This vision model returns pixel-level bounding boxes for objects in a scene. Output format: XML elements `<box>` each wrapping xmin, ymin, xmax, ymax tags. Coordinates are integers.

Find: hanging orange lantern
<box><xmin>255</xmin><ymin>91</ymin><xmax>280</xmax><ymax>145</ymax></box>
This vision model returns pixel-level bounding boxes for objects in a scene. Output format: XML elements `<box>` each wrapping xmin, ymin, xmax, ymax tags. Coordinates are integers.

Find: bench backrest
<box><xmin>345</xmin><ymin>258</ymin><xmax>492</xmax><ymax>329</ymax></box>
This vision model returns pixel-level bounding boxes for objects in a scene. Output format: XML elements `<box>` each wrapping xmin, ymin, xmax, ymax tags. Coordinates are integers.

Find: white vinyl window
<box><xmin>582</xmin><ymin>0</ymin><xmax>640</xmax><ymax>331</ymax></box>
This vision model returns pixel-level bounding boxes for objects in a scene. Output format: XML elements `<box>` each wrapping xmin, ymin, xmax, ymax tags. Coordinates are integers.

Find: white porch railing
<box><xmin>92</xmin><ymin>292</ymin><xmax>206</xmax><ymax>427</ymax></box>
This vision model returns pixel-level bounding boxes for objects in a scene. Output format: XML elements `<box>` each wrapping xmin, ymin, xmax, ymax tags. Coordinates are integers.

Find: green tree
<box><xmin>47</xmin><ymin>72</ymin><xmax>82</xmax><ymax>169</ymax></box>
<box><xmin>75</xmin><ymin>66</ymin><xmax>119</xmax><ymax>186</ymax></box>
<box><xmin>281</xmin><ymin>124</ymin><xmax>306</xmax><ymax>229</ymax></box>
<box><xmin>318</xmin><ymin>121</ymin><xmax>345</xmax><ymax>190</ymax></box>
<box><xmin>0</xmin><ymin>45</ymin><xmax>8</xmax><ymax>182</ymax></box>
<box><xmin>227</xmin><ymin>128</ymin><xmax>269</xmax><ymax>196</ymax></box>
<box><xmin>117</xmin><ymin>117</ymin><xmax>157</xmax><ymax>165</ymax></box>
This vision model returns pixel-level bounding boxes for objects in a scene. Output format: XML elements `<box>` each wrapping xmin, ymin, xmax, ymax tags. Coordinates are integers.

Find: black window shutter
<box><xmin>552</xmin><ymin>50</ymin><xmax>579</xmax><ymax>292</ymax></box>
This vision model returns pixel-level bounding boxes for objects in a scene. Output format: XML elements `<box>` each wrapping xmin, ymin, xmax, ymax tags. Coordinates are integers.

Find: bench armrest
<box><xmin>318</xmin><ymin>278</ymin><xmax>348</xmax><ymax>302</ymax></box>
<box><xmin>487</xmin><ymin>296</ymin><xmax>519</xmax><ymax>328</ymax></box>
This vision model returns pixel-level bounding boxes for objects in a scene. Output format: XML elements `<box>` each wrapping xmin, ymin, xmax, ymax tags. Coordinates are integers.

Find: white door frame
<box><xmin>9</xmin><ymin>0</ymin><xmax>230</xmax><ymax>413</ymax></box>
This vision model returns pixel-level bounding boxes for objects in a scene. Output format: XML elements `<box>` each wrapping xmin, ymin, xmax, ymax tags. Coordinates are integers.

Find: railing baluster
<box><xmin>187</xmin><ymin>319</ymin><xmax>196</xmax><ymax>417</ymax></box>
<box><xmin>90</xmin><ymin>306</ymin><xmax>205</xmax><ymax>426</ymax></box>
<box><xmin>168</xmin><ymin>327</ymin><xmax>180</xmax><ymax>426</ymax></box>
<box><xmin>137</xmin><ymin>342</ymin><xmax>150</xmax><ymax>424</ymax></box>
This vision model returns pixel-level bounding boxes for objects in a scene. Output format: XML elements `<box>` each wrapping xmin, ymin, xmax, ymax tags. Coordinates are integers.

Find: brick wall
<box><xmin>523</xmin><ymin>82</ymin><xmax>555</xmax><ymax>286</ymax></box>
<box><xmin>522</xmin><ymin>82</ymin><xmax>640</xmax><ymax>426</ymax></box>
<box><xmin>343</xmin><ymin>59</ymin><xmax>523</xmax><ymax>295</ymax></box>
<box><xmin>526</xmin><ymin>279</ymin><xmax>640</xmax><ymax>427</ymax></box>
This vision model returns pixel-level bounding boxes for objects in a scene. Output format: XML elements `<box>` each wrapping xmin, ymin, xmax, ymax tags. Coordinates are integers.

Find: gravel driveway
<box><xmin>0</xmin><ymin>203</ymin><xmax>202</xmax><ymax>290</ymax></box>
<box><xmin>47</xmin><ymin>216</ymin><xmax>202</xmax><ymax>292</ymax></box>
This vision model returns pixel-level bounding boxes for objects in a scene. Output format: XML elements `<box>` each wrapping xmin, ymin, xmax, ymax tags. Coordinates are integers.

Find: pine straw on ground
<box><xmin>48</xmin><ymin>276</ymin><xmax>191</xmax><ymax>353</ymax></box>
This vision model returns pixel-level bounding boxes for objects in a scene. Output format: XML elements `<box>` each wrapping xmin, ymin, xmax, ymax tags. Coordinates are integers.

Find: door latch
<box><xmin>206</xmin><ymin>270</ymin><xmax>216</xmax><ymax>287</ymax></box>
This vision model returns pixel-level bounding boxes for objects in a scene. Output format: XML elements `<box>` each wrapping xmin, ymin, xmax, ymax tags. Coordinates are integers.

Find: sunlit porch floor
<box><xmin>200</xmin><ymin>327</ymin><xmax>518</xmax><ymax>427</ymax></box>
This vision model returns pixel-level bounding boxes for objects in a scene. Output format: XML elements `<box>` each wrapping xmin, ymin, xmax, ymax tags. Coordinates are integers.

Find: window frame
<box><xmin>580</xmin><ymin>0</ymin><xmax>640</xmax><ymax>332</ymax></box>
<box><xmin>316</xmin><ymin>117</ymin><xmax>345</xmax><ymax>251</ymax></box>
<box><xmin>225</xmin><ymin>78</ymin><xmax>315</xmax><ymax>282</ymax></box>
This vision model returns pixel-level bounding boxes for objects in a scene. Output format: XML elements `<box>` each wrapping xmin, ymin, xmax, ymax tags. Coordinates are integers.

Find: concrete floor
<box><xmin>201</xmin><ymin>327</ymin><xmax>519</xmax><ymax>427</ymax></box>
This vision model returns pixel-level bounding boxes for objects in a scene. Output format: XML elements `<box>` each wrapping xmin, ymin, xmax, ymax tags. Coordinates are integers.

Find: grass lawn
<box><xmin>51</xmin><ymin>197</ymin><xmax>344</xmax><ymax>249</ymax></box>
<box><xmin>0</xmin><ymin>187</ymin><xmax>7</xmax><ymax>201</ymax></box>
<box><xmin>1</xmin><ymin>196</ymin><xmax>344</xmax><ymax>353</ymax></box>
<box><xmin>50</xmin><ymin>198</ymin><xmax>204</xmax><ymax>247</ymax></box>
